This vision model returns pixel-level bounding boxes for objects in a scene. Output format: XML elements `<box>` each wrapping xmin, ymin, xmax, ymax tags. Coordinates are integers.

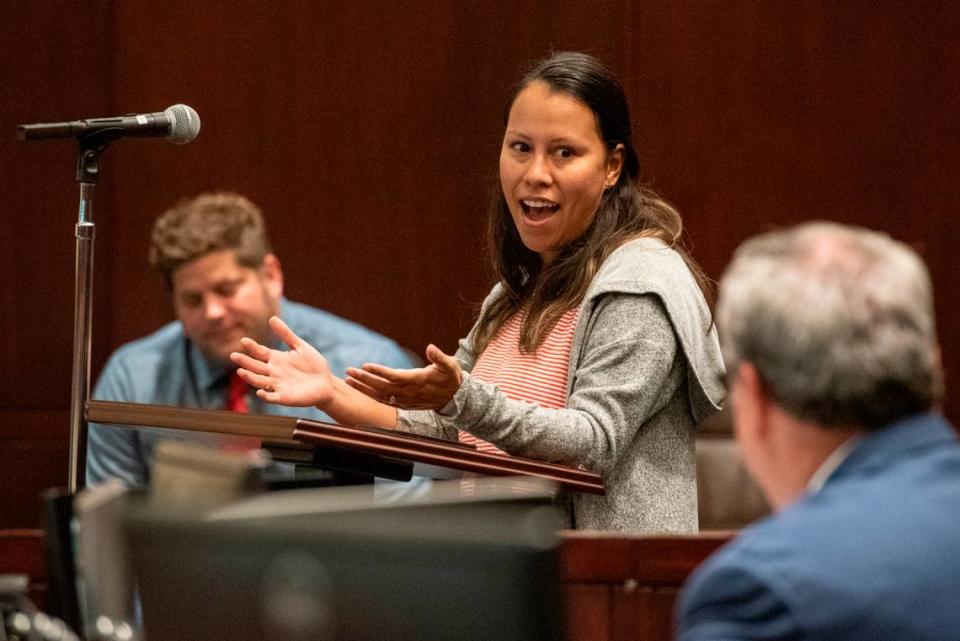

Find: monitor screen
<box><xmin>125</xmin><ymin>479</ymin><xmax>566</xmax><ymax>641</ymax></box>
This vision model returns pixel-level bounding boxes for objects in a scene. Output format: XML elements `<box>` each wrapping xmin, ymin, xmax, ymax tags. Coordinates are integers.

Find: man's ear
<box><xmin>732</xmin><ymin>362</ymin><xmax>773</xmax><ymax>443</ymax></box>
<box><xmin>261</xmin><ymin>253</ymin><xmax>284</xmax><ymax>300</ymax></box>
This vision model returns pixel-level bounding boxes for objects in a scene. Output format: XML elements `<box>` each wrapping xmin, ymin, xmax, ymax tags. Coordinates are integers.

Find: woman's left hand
<box><xmin>345</xmin><ymin>344</ymin><xmax>463</xmax><ymax>410</ymax></box>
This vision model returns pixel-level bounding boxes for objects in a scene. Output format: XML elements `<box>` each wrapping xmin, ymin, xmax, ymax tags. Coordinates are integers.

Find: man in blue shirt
<box><xmin>676</xmin><ymin>222</ymin><xmax>960</xmax><ymax>641</ymax></box>
<box><xmin>86</xmin><ymin>192</ymin><xmax>415</xmax><ymax>487</ymax></box>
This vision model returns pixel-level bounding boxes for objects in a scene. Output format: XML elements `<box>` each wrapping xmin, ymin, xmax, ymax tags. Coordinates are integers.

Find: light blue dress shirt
<box><xmin>86</xmin><ymin>298</ymin><xmax>416</xmax><ymax>487</ymax></box>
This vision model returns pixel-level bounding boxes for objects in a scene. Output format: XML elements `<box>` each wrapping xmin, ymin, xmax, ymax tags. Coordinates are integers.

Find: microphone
<box><xmin>17</xmin><ymin>104</ymin><xmax>200</xmax><ymax>145</ymax></box>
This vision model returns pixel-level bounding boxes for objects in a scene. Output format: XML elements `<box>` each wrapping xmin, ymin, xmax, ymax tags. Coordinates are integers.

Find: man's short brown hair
<box><xmin>149</xmin><ymin>192</ymin><xmax>272</xmax><ymax>285</ymax></box>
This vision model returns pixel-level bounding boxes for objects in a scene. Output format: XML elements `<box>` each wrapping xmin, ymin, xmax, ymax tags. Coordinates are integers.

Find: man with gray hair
<box><xmin>677</xmin><ymin>221</ymin><xmax>960</xmax><ymax>640</ymax></box>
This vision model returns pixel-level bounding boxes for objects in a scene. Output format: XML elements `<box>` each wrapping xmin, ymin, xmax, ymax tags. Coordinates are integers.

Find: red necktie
<box><xmin>227</xmin><ymin>370</ymin><xmax>250</xmax><ymax>413</ymax></box>
<box><xmin>223</xmin><ymin>371</ymin><xmax>261</xmax><ymax>452</ymax></box>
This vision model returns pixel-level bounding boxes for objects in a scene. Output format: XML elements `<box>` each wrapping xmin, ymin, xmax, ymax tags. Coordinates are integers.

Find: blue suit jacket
<box><xmin>677</xmin><ymin>413</ymin><xmax>960</xmax><ymax>641</ymax></box>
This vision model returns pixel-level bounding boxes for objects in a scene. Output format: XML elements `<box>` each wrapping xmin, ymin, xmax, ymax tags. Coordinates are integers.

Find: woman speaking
<box><xmin>232</xmin><ymin>52</ymin><xmax>725</xmax><ymax>532</ymax></box>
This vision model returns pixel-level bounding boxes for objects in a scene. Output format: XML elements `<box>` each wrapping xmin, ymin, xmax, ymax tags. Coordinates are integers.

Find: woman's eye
<box><xmin>510</xmin><ymin>141</ymin><xmax>530</xmax><ymax>153</ymax></box>
<box><xmin>555</xmin><ymin>147</ymin><xmax>574</xmax><ymax>159</ymax></box>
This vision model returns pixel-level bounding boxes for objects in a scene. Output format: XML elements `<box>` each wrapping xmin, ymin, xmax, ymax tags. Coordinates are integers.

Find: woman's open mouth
<box><xmin>521</xmin><ymin>198</ymin><xmax>559</xmax><ymax>222</ymax></box>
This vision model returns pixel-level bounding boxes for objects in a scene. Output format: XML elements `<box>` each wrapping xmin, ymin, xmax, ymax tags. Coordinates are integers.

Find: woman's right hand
<box><xmin>230</xmin><ymin>315</ymin><xmax>334</xmax><ymax>408</ymax></box>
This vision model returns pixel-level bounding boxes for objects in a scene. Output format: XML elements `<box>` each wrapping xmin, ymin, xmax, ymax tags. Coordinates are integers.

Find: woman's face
<box><xmin>499</xmin><ymin>81</ymin><xmax>623</xmax><ymax>265</ymax></box>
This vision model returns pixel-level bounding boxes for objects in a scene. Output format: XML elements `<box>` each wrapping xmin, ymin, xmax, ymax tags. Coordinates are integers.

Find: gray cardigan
<box><xmin>398</xmin><ymin>238</ymin><xmax>725</xmax><ymax>531</ymax></box>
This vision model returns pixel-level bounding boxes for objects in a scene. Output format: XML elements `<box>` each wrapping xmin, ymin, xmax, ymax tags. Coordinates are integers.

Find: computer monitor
<box><xmin>125</xmin><ymin>478</ymin><xmax>566</xmax><ymax>641</ymax></box>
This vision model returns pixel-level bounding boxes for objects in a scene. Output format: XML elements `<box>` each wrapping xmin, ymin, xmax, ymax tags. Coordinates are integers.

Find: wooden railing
<box><xmin>560</xmin><ymin>531</ymin><xmax>731</xmax><ymax>640</ymax></box>
<box><xmin>0</xmin><ymin>529</ymin><xmax>46</xmax><ymax>606</ymax></box>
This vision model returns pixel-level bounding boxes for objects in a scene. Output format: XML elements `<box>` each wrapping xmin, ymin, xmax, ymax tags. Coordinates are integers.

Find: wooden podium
<box><xmin>86</xmin><ymin>400</ymin><xmax>604</xmax><ymax>495</ymax></box>
<box><xmin>8</xmin><ymin>407</ymin><xmax>733</xmax><ymax>641</ymax></box>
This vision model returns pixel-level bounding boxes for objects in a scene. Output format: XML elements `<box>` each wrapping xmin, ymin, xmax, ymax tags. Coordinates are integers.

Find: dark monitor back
<box><xmin>126</xmin><ymin>482</ymin><xmax>566</xmax><ymax>641</ymax></box>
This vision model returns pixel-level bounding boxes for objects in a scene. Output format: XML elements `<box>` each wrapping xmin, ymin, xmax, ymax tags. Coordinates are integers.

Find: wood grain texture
<box><xmin>0</xmin><ymin>529</ymin><xmax>48</xmax><ymax>608</ymax></box>
<box><xmin>2</xmin><ymin>2</ymin><xmax>958</xmax><ymax>527</ymax></box>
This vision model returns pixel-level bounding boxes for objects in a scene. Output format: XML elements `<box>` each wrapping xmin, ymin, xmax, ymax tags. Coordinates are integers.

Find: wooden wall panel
<box><xmin>0</xmin><ymin>1</ymin><xmax>115</xmax><ymax>526</ymax></box>
<box><xmin>0</xmin><ymin>1</ymin><xmax>114</xmax><ymax>412</ymax></box>
<box><xmin>0</xmin><ymin>530</ymin><xmax>47</xmax><ymax>607</ymax></box>
<box><xmin>2</xmin><ymin>1</ymin><xmax>959</xmax><ymax>529</ymax></box>
<box><xmin>99</xmin><ymin>1</ymin><xmax>636</xmax><ymax>357</ymax></box>
<box><xmin>626</xmin><ymin>1</ymin><xmax>960</xmax><ymax>401</ymax></box>
<box><xmin>0</xmin><ymin>410</ymin><xmax>69</xmax><ymax>528</ymax></box>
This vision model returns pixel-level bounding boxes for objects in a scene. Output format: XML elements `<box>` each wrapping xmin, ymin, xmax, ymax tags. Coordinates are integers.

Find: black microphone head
<box><xmin>164</xmin><ymin>104</ymin><xmax>200</xmax><ymax>144</ymax></box>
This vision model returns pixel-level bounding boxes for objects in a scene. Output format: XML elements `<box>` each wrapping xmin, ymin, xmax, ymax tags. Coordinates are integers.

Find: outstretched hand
<box><xmin>345</xmin><ymin>343</ymin><xmax>463</xmax><ymax>411</ymax></box>
<box><xmin>230</xmin><ymin>316</ymin><xmax>334</xmax><ymax>407</ymax></box>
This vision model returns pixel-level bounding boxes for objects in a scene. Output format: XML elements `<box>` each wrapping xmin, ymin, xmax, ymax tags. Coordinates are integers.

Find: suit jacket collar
<box><xmin>824</xmin><ymin>412</ymin><xmax>956</xmax><ymax>488</ymax></box>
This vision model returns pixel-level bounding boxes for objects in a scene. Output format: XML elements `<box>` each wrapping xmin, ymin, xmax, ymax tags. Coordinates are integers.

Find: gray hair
<box><xmin>717</xmin><ymin>221</ymin><xmax>942</xmax><ymax>429</ymax></box>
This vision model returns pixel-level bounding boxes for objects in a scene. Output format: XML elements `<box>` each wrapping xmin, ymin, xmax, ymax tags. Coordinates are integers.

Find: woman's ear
<box><xmin>605</xmin><ymin>143</ymin><xmax>625</xmax><ymax>188</ymax></box>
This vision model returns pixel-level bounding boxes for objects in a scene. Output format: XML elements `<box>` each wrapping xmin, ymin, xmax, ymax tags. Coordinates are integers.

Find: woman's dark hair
<box><xmin>472</xmin><ymin>51</ymin><xmax>712</xmax><ymax>353</ymax></box>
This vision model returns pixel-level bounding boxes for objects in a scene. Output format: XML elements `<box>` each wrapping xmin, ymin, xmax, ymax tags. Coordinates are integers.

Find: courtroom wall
<box><xmin>2</xmin><ymin>0</ymin><xmax>958</xmax><ymax>527</ymax></box>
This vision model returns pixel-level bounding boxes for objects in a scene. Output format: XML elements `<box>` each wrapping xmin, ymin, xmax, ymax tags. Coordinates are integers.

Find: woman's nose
<box><xmin>523</xmin><ymin>154</ymin><xmax>553</xmax><ymax>187</ymax></box>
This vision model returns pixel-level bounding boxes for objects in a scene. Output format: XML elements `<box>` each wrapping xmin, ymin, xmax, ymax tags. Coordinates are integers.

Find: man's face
<box><xmin>171</xmin><ymin>249</ymin><xmax>282</xmax><ymax>364</ymax></box>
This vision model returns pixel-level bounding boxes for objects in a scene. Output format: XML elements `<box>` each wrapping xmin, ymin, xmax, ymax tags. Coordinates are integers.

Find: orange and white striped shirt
<box><xmin>459</xmin><ymin>305</ymin><xmax>581</xmax><ymax>454</ymax></box>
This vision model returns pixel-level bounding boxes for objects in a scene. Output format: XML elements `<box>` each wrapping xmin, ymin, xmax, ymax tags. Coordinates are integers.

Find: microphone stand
<box><xmin>67</xmin><ymin>130</ymin><xmax>117</xmax><ymax>493</ymax></box>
